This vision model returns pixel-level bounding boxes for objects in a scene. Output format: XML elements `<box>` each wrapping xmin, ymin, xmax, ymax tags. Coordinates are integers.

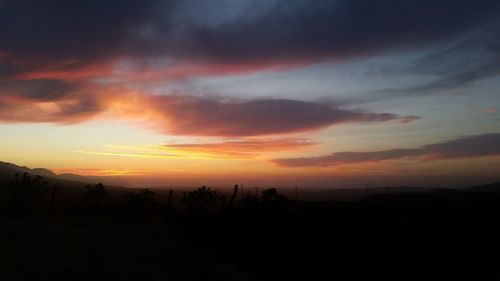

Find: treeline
<box><xmin>0</xmin><ymin>172</ymin><xmax>290</xmax><ymax>223</ymax></box>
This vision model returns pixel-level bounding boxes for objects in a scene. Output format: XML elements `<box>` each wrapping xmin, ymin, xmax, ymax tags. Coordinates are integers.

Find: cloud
<box><xmin>0</xmin><ymin>80</ymin><xmax>416</xmax><ymax>136</ymax></box>
<box><xmin>422</xmin><ymin>133</ymin><xmax>500</xmax><ymax>159</ymax></box>
<box><xmin>143</xmin><ymin>96</ymin><xmax>417</xmax><ymax>136</ymax></box>
<box><xmin>7</xmin><ymin>1</ymin><xmax>497</xmax><ymax>136</ymax></box>
<box><xmin>1</xmin><ymin>0</ymin><xmax>499</xmax><ymax>80</ymax></box>
<box><xmin>76</xmin><ymin>151</ymin><xmax>183</xmax><ymax>159</ymax></box>
<box><xmin>157</xmin><ymin>138</ymin><xmax>316</xmax><ymax>158</ymax></box>
<box><xmin>0</xmin><ymin>0</ymin><xmax>170</xmax><ymax>78</ymax></box>
<box><xmin>271</xmin><ymin>133</ymin><xmax>500</xmax><ymax>167</ymax></box>
<box><xmin>0</xmin><ymin>80</ymin><xmax>115</xmax><ymax>123</ymax></box>
<box><xmin>481</xmin><ymin>108</ymin><xmax>496</xmax><ymax>114</ymax></box>
<box><xmin>83</xmin><ymin>138</ymin><xmax>316</xmax><ymax>160</ymax></box>
<box><xmin>175</xmin><ymin>0</ymin><xmax>500</xmax><ymax>64</ymax></box>
<box><xmin>0</xmin><ymin>79</ymin><xmax>81</xmax><ymax>101</ymax></box>
<box><xmin>374</xmin><ymin>26</ymin><xmax>500</xmax><ymax>97</ymax></box>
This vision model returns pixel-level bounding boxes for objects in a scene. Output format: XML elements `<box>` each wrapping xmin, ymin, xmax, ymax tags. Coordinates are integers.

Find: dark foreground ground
<box><xmin>0</xmin><ymin>218</ymin><xmax>254</xmax><ymax>281</ymax></box>
<box><xmin>2</xmin><ymin>191</ymin><xmax>500</xmax><ymax>280</ymax></box>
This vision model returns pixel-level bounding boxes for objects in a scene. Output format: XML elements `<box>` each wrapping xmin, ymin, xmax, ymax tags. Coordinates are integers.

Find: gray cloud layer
<box><xmin>272</xmin><ymin>133</ymin><xmax>500</xmax><ymax>167</ymax></box>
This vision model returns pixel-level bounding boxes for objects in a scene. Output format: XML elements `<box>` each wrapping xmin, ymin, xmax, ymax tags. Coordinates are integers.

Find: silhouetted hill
<box><xmin>58</xmin><ymin>173</ymin><xmax>93</xmax><ymax>183</ymax></box>
<box><xmin>463</xmin><ymin>181</ymin><xmax>500</xmax><ymax>193</ymax></box>
<box><xmin>0</xmin><ymin>161</ymin><xmax>132</xmax><ymax>207</ymax></box>
<box><xmin>291</xmin><ymin>185</ymin><xmax>444</xmax><ymax>201</ymax></box>
<box><xmin>0</xmin><ymin>161</ymin><xmax>63</xmax><ymax>181</ymax></box>
<box><xmin>1</xmin><ymin>160</ymin><xmax>499</xmax><ymax>203</ymax></box>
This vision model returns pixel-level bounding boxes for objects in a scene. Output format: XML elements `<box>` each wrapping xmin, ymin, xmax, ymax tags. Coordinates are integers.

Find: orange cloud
<box><xmin>155</xmin><ymin>138</ymin><xmax>316</xmax><ymax>158</ymax></box>
<box><xmin>0</xmin><ymin>78</ymin><xmax>417</xmax><ymax>136</ymax></box>
<box><xmin>139</xmin><ymin>95</ymin><xmax>418</xmax><ymax>137</ymax></box>
<box><xmin>80</xmin><ymin>138</ymin><xmax>315</xmax><ymax>161</ymax></box>
<box><xmin>76</xmin><ymin>150</ymin><xmax>184</xmax><ymax>159</ymax></box>
<box><xmin>54</xmin><ymin>167</ymin><xmax>144</xmax><ymax>177</ymax></box>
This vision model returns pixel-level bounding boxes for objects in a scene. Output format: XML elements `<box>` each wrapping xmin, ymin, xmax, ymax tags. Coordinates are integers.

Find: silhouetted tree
<box><xmin>181</xmin><ymin>186</ymin><xmax>224</xmax><ymax>215</ymax></box>
<box><xmin>163</xmin><ymin>189</ymin><xmax>174</xmax><ymax>224</ymax></box>
<box><xmin>121</xmin><ymin>188</ymin><xmax>157</xmax><ymax>223</ymax></box>
<box><xmin>262</xmin><ymin>188</ymin><xmax>287</xmax><ymax>202</ymax></box>
<box><xmin>227</xmin><ymin>184</ymin><xmax>239</xmax><ymax>208</ymax></box>
<box><xmin>82</xmin><ymin>183</ymin><xmax>108</xmax><ymax>218</ymax></box>
<box><xmin>7</xmin><ymin>172</ymin><xmax>49</xmax><ymax>214</ymax></box>
<box><xmin>50</xmin><ymin>184</ymin><xmax>57</xmax><ymax>214</ymax></box>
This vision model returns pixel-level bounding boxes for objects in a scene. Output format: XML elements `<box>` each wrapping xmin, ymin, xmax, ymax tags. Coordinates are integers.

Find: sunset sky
<box><xmin>1</xmin><ymin>0</ymin><xmax>499</xmax><ymax>188</ymax></box>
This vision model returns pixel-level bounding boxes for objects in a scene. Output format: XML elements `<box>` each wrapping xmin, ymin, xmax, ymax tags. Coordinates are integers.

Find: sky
<box><xmin>0</xmin><ymin>0</ymin><xmax>499</xmax><ymax>188</ymax></box>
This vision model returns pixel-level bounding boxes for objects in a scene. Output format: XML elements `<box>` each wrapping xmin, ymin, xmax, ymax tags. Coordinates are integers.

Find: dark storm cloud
<box><xmin>0</xmin><ymin>79</ymin><xmax>80</xmax><ymax>101</ymax></box>
<box><xmin>1</xmin><ymin>0</ymin><xmax>499</xmax><ymax>78</ymax></box>
<box><xmin>0</xmin><ymin>0</ymin><xmax>174</xmax><ymax>79</ymax></box>
<box><xmin>180</xmin><ymin>0</ymin><xmax>500</xmax><ymax>63</ymax></box>
<box><xmin>0</xmin><ymin>0</ymin><xmax>167</xmax><ymax>59</ymax></box>
<box><xmin>271</xmin><ymin>133</ymin><xmax>500</xmax><ymax>167</ymax></box>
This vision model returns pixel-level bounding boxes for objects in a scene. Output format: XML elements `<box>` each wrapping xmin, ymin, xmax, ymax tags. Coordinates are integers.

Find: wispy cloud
<box><xmin>89</xmin><ymin>138</ymin><xmax>316</xmax><ymax>160</ymax></box>
<box><xmin>76</xmin><ymin>150</ymin><xmax>184</xmax><ymax>159</ymax></box>
<box><xmin>55</xmin><ymin>167</ymin><xmax>145</xmax><ymax>177</ymax></box>
<box><xmin>156</xmin><ymin>138</ymin><xmax>316</xmax><ymax>158</ymax></box>
<box><xmin>373</xmin><ymin>27</ymin><xmax>500</xmax><ymax>98</ymax></box>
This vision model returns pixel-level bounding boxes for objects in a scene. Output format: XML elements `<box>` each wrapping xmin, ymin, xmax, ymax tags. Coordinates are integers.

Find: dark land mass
<box><xmin>1</xmin><ymin>161</ymin><xmax>500</xmax><ymax>280</ymax></box>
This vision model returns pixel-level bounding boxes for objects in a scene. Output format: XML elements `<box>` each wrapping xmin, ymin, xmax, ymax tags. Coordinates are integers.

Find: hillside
<box><xmin>463</xmin><ymin>182</ymin><xmax>500</xmax><ymax>193</ymax></box>
<box><xmin>0</xmin><ymin>161</ymin><xmax>131</xmax><ymax>207</ymax></box>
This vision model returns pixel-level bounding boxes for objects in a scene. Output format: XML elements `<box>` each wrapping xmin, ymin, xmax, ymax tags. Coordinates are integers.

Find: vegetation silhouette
<box><xmin>261</xmin><ymin>188</ymin><xmax>288</xmax><ymax>203</ymax></box>
<box><xmin>181</xmin><ymin>186</ymin><xmax>226</xmax><ymax>216</ymax></box>
<box><xmin>50</xmin><ymin>183</ymin><xmax>57</xmax><ymax>214</ymax></box>
<box><xmin>163</xmin><ymin>189</ymin><xmax>174</xmax><ymax>224</ymax></box>
<box><xmin>7</xmin><ymin>172</ymin><xmax>48</xmax><ymax>215</ymax></box>
<box><xmin>2</xmin><ymin>173</ymin><xmax>500</xmax><ymax>280</ymax></box>
<box><xmin>227</xmin><ymin>184</ymin><xmax>239</xmax><ymax>208</ymax></box>
<box><xmin>119</xmin><ymin>188</ymin><xmax>157</xmax><ymax>223</ymax></box>
<box><xmin>82</xmin><ymin>182</ymin><xmax>108</xmax><ymax>218</ymax></box>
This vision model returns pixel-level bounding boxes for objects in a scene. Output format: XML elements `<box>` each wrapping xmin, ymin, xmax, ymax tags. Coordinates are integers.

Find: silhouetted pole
<box><xmin>294</xmin><ymin>186</ymin><xmax>299</xmax><ymax>201</ymax></box>
<box><xmin>50</xmin><ymin>184</ymin><xmax>57</xmax><ymax>214</ymax></box>
<box><xmin>167</xmin><ymin>189</ymin><xmax>173</xmax><ymax>206</ymax></box>
<box><xmin>228</xmin><ymin>184</ymin><xmax>238</xmax><ymax>208</ymax></box>
<box><xmin>164</xmin><ymin>189</ymin><xmax>174</xmax><ymax>224</ymax></box>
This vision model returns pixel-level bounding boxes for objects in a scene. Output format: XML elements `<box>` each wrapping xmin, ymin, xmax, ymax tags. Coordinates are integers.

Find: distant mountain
<box><xmin>29</xmin><ymin>168</ymin><xmax>57</xmax><ymax>177</ymax></box>
<box><xmin>294</xmin><ymin>186</ymin><xmax>444</xmax><ymax>201</ymax></box>
<box><xmin>58</xmin><ymin>173</ymin><xmax>93</xmax><ymax>183</ymax></box>
<box><xmin>1</xmin><ymin>160</ymin><xmax>500</xmax><ymax>202</ymax></box>
<box><xmin>0</xmin><ymin>161</ymin><xmax>133</xmax><ymax>205</ymax></box>
<box><xmin>0</xmin><ymin>161</ymin><xmax>89</xmax><ymax>184</ymax></box>
<box><xmin>463</xmin><ymin>182</ymin><xmax>500</xmax><ymax>193</ymax></box>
